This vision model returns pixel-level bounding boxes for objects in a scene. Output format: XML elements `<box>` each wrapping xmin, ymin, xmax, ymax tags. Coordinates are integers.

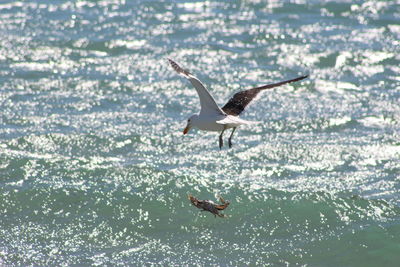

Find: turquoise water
<box><xmin>1</xmin><ymin>0</ymin><xmax>400</xmax><ymax>265</ymax></box>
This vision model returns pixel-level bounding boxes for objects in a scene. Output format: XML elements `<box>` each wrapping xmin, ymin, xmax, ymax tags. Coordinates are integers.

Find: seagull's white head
<box><xmin>183</xmin><ymin>114</ymin><xmax>198</xmax><ymax>135</ymax></box>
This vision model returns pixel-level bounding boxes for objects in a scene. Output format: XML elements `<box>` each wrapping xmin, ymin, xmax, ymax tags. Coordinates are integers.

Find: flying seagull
<box><xmin>168</xmin><ymin>59</ymin><xmax>308</xmax><ymax>149</ymax></box>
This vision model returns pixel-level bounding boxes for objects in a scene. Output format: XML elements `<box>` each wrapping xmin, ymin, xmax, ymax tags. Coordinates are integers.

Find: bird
<box><xmin>168</xmin><ymin>58</ymin><xmax>308</xmax><ymax>149</ymax></box>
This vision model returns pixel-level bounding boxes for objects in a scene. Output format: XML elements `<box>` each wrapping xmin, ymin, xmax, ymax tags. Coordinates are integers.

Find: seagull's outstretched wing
<box><xmin>168</xmin><ymin>59</ymin><xmax>225</xmax><ymax>116</ymax></box>
<box><xmin>222</xmin><ymin>75</ymin><xmax>308</xmax><ymax>116</ymax></box>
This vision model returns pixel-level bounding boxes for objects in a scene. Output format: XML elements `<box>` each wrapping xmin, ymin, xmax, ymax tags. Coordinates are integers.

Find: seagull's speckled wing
<box><xmin>222</xmin><ymin>75</ymin><xmax>308</xmax><ymax>116</ymax></box>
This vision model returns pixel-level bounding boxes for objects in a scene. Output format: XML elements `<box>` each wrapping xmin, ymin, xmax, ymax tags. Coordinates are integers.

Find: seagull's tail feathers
<box><xmin>216</xmin><ymin>115</ymin><xmax>259</xmax><ymax>126</ymax></box>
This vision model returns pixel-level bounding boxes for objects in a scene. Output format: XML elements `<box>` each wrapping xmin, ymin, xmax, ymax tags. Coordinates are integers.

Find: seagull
<box><xmin>168</xmin><ymin>59</ymin><xmax>308</xmax><ymax>149</ymax></box>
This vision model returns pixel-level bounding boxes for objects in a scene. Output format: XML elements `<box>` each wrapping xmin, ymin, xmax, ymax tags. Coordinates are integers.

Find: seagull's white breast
<box><xmin>194</xmin><ymin>115</ymin><xmax>226</xmax><ymax>132</ymax></box>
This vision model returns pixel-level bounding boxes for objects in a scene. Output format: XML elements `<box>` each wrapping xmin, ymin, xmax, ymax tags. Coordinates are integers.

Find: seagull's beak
<box><xmin>183</xmin><ymin>123</ymin><xmax>191</xmax><ymax>135</ymax></box>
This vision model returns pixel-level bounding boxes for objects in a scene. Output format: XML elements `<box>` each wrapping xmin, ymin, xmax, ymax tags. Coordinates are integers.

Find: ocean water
<box><xmin>0</xmin><ymin>0</ymin><xmax>399</xmax><ymax>266</ymax></box>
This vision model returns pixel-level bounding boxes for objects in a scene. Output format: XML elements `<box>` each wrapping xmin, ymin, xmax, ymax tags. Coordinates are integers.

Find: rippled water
<box><xmin>1</xmin><ymin>0</ymin><xmax>400</xmax><ymax>266</ymax></box>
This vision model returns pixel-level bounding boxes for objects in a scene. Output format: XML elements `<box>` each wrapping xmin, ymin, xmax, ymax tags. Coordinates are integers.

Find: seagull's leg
<box><xmin>228</xmin><ymin>127</ymin><xmax>237</xmax><ymax>148</ymax></box>
<box><xmin>219</xmin><ymin>128</ymin><xmax>226</xmax><ymax>150</ymax></box>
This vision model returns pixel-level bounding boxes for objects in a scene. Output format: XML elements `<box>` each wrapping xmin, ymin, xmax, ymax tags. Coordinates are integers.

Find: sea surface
<box><xmin>1</xmin><ymin>0</ymin><xmax>399</xmax><ymax>266</ymax></box>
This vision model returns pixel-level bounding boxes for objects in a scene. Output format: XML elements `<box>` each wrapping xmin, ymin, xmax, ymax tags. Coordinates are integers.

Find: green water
<box><xmin>0</xmin><ymin>0</ymin><xmax>399</xmax><ymax>266</ymax></box>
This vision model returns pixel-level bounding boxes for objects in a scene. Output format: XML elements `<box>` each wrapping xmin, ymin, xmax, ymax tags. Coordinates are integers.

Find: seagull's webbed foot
<box><xmin>219</xmin><ymin>129</ymin><xmax>225</xmax><ymax>150</ymax></box>
<box><xmin>228</xmin><ymin>127</ymin><xmax>237</xmax><ymax>149</ymax></box>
